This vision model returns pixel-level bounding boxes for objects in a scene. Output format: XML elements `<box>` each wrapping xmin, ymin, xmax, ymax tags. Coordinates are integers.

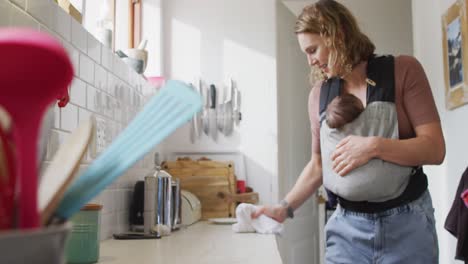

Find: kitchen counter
<box><xmin>98</xmin><ymin>221</ymin><xmax>283</xmax><ymax>264</ymax></box>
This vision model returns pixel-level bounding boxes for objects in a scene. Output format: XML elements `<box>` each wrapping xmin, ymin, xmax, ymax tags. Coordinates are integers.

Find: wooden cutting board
<box><xmin>162</xmin><ymin>158</ymin><xmax>236</xmax><ymax>219</ymax></box>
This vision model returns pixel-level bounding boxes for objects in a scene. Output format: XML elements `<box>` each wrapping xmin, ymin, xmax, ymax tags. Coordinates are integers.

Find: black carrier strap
<box><xmin>319</xmin><ymin>55</ymin><xmax>395</xmax><ymax>125</ymax></box>
<box><xmin>319</xmin><ymin>78</ymin><xmax>342</xmax><ymax>124</ymax></box>
<box><xmin>319</xmin><ymin>54</ymin><xmax>428</xmax><ymax>213</ymax></box>
<box><xmin>366</xmin><ymin>55</ymin><xmax>395</xmax><ymax>104</ymax></box>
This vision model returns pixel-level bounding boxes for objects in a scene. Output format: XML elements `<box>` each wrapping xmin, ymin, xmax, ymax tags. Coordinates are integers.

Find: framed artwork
<box><xmin>442</xmin><ymin>0</ymin><xmax>468</xmax><ymax>110</ymax></box>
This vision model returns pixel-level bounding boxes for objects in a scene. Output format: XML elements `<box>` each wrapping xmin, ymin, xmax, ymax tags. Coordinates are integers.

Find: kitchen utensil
<box><xmin>0</xmin><ymin>120</ymin><xmax>15</xmax><ymax>230</ymax></box>
<box><xmin>129</xmin><ymin>180</ymin><xmax>144</xmax><ymax>228</ymax></box>
<box><xmin>209</xmin><ymin>84</ymin><xmax>218</xmax><ymax>141</ymax></box>
<box><xmin>147</xmin><ymin>76</ymin><xmax>165</xmax><ymax>91</ymax></box>
<box><xmin>171</xmin><ymin>178</ymin><xmax>181</xmax><ymax>230</ymax></box>
<box><xmin>180</xmin><ymin>190</ymin><xmax>201</xmax><ymax>226</ymax></box>
<box><xmin>144</xmin><ymin>175</ymin><xmax>157</xmax><ymax>234</ymax></box>
<box><xmin>0</xmin><ymin>223</ymin><xmax>71</xmax><ymax>264</ymax></box>
<box><xmin>201</xmin><ymin>81</ymin><xmax>210</xmax><ymax>136</ymax></box>
<box><xmin>222</xmin><ymin>79</ymin><xmax>235</xmax><ymax>136</ymax></box>
<box><xmin>112</xmin><ymin>233</ymin><xmax>161</xmax><ymax>240</ymax></box>
<box><xmin>0</xmin><ymin>28</ymin><xmax>73</xmax><ymax>228</ymax></box>
<box><xmin>122</xmin><ymin>56</ymin><xmax>145</xmax><ymax>74</ymax></box>
<box><xmin>65</xmin><ymin>204</ymin><xmax>102</xmax><ymax>264</ymax></box>
<box><xmin>163</xmin><ymin>158</ymin><xmax>236</xmax><ymax>219</ymax></box>
<box><xmin>155</xmin><ymin>172</ymin><xmax>172</xmax><ymax>231</ymax></box>
<box><xmin>55</xmin><ymin>80</ymin><xmax>203</xmax><ymax>220</ymax></box>
<box><xmin>233</xmin><ymin>84</ymin><xmax>242</xmax><ymax>126</ymax></box>
<box><xmin>38</xmin><ymin>105</ymin><xmax>55</xmax><ymax>171</ymax></box>
<box><xmin>39</xmin><ymin>119</ymin><xmax>94</xmax><ymax>225</ymax></box>
<box><xmin>189</xmin><ymin>83</ymin><xmax>200</xmax><ymax>144</ymax></box>
<box><xmin>196</xmin><ymin>80</ymin><xmax>204</xmax><ymax>139</ymax></box>
<box><xmin>125</xmin><ymin>48</ymin><xmax>148</xmax><ymax>72</ymax></box>
<box><xmin>207</xmin><ymin>217</ymin><xmax>237</xmax><ymax>225</ymax></box>
<box><xmin>237</xmin><ymin>179</ymin><xmax>246</xmax><ymax>193</ymax></box>
<box><xmin>216</xmin><ymin>102</ymin><xmax>225</xmax><ymax>134</ymax></box>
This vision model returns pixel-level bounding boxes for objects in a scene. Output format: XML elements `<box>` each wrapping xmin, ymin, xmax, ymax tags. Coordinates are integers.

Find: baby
<box><xmin>325</xmin><ymin>93</ymin><xmax>364</xmax><ymax>129</ymax></box>
<box><xmin>321</xmin><ymin>93</ymin><xmax>414</xmax><ymax>202</ymax></box>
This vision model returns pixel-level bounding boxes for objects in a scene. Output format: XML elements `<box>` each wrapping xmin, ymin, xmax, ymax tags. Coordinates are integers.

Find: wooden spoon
<box><xmin>39</xmin><ymin>119</ymin><xmax>93</xmax><ymax>225</ymax></box>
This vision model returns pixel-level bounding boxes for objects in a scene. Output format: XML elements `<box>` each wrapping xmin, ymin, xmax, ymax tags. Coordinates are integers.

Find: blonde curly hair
<box><xmin>295</xmin><ymin>0</ymin><xmax>375</xmax><ymax>82</ymax></box>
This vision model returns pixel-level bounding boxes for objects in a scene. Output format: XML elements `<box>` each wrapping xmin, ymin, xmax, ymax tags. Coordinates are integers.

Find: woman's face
<box><xmin>297</xmin><ymin>32</ymin><xmax>333</xmax><ymax>78</ymax></box>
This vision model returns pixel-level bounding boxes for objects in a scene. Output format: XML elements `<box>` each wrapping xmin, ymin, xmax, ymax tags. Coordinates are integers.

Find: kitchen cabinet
<box><xmin>98</xmin><ymin>221</ymin><xmax>282</xmax><ymax>264</ymax></box>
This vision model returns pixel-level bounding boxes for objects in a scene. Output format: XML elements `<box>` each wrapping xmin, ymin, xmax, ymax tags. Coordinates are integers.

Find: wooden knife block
<box><xmin>162</xmin><ymin>158</ymin><xmax>236</xmax><ymax>219</ymax></box>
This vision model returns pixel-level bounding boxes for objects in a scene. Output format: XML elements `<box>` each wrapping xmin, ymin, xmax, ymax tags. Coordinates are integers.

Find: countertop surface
<box><xmin>98</xmin><ymin>221</ymin><xmax>283</xmax><ymax>264</ymax></box>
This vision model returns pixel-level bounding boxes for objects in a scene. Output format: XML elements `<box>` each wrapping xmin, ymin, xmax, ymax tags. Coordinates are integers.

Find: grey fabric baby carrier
<box><xmin>319</xmin><ymin>55</ymin><xmax>428</xmax><ymax>211</ymax></box>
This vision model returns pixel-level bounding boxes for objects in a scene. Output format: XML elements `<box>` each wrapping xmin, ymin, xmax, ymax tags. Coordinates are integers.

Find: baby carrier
<box><xmin>319</xmin><ymin>55</ymin><xmax>428</xmax><ymax>213</ymax></box>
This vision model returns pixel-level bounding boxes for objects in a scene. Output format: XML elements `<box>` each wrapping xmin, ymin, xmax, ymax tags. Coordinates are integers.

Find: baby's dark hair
<box><xmin>326</xmin><ymin>93</ymin><xmax>364</xmax><ymax>129</ymax></box>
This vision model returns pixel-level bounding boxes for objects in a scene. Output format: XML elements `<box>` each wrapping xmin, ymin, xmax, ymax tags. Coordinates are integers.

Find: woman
<box><xmin>252</xmin><ymin>1</ymin><xmax>445</xmax><ymax>263</ymax></box>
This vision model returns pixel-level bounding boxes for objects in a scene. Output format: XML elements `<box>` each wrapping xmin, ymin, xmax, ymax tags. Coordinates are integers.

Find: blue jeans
<box><xmin>325</xmin><ymin>191</ymin><xmax>438</xmax><ymax>264</ymax></box>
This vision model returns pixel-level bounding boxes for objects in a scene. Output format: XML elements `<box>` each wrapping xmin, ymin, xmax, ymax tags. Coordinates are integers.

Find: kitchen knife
<box><xmin>189</xmin><ymin>83</ymin><xmax>197</xmax><ymax>144</ymax></box>
<box><xmin>209</xmin><ymin>84</ymin><xmax>218</xmax><ymax>141</ymax></box>
<box><xmin>201</xmin><ymin>82</ymin><xmax>209</xmax><ymax>136</ymax></box>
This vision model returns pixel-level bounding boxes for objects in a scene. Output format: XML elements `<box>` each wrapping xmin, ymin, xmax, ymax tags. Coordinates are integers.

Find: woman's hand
<box><xmin>331</xmin><ymin>135</ymin><xmax>378</xmax><ymax>176</ymax></box>
<box><xmin>251</xmin><ymin>204</ymin><xmax>288</xmax><ymax>223</ymax></box>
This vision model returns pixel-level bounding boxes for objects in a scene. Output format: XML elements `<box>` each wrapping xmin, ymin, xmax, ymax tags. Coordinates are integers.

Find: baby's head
<box><xmin>326</xmin><ymin>93</ymin><xmax>364</xmax><ymax>129</ymax></box>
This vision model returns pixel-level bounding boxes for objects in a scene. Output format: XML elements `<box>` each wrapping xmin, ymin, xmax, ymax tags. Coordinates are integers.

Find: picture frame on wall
<box><xmin>442</xmin><ymin>0</ymin><xmax>468</xmax><ymax>110</ymax></box>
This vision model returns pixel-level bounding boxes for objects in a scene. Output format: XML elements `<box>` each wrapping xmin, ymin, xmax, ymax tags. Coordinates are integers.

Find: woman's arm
<box><xmin>252</xmin><ymin>154</ymin><xmax>323</xmax><ymax>222</ymax></box>
<box><xmin>330</xmin><ymin>121</ymin><xmax>445</xmax><ymax>176</ymax></box>
<box><xmin>374</xmin><ymin>121</ymin><xmax>445</xmax><ymax>165</ymax></box>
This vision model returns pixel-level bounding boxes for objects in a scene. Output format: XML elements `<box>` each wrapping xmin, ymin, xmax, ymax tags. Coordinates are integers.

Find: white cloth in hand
<box><xmin>232</xmin><ymin>203</ymin><xmax>283</xmax><ymax>235</ymax></box>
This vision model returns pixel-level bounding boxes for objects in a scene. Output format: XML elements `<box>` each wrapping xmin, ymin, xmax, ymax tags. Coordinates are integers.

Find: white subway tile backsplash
<box><xmin>45</xmin><ymin>129</ymin><xmax>59</xmax><ymax>161</ymax></box>
<box><xmin>101</xmin><ymin>48</ymin><xmax>113</xmax><ymax>71</ymax></box>
<box><xmin>78</xmin><ymin>107</ymin><xmax>92</xmax><ymax>123</ymax></box>
<box><xmin>112</xmin><ymin>54</ymin><xmax>123</xmax><ymax>79</ymax></box>
<box><xmin>10</xmin><ymin>5</ymin><xmax>38</xmax><ymax>29</ymax></box>
<box><xmin>39</xmin><ymin>24</ymin><xmax>61</xmax><ymax>42</ymax></box>
<box><xmin>71</xmin><ymin>18</ymin><xmax>87</xmax><ymax>53</ymax></box>
<box><xmin>70</xmin><ymin>78</ymin><xmax>86</xmax><ymax>107</ymax></box>
<box><xmin>53</xmin><ymin>103</ymin><xmax>60</xmax><ymax>128</ymax></box>
<box><xmin>86</xmin><ymin>85</ymin><xmax>97</xmax><ymax>112</ymax></box>
<box><xmin>101</xmin><ymin>213</ymin><xmax>112</xmax><ymax>240</ymax></box>
<box><xmin>87</xmin><ymin>34</ymin><xmax>101</xmax><ymax>64</ymax></box>
<box><xmin>117</xmin><ymin>213</ymin><xmax>129</xmax><ymax>233</ymax></box>
<box><xmin>79</xmin><ymin>53</ymin><xmax>95</xmax><ymax>84</ymax></box>
<box><xmin>60</xmin><ymin>103</ymin><xmax>78</xmax><ymax>132</ymax></box>
<box><xmin>26</xmin><ymin>0</ymin><xmax>53</xmax><ymax>28</ymax></box>
<box><xmin>108</xmin><ymin>74</ymin><xmax>119</xmax><ymax>97</ymax></box>
<box><xmin>63</xmin><ymin>41</ymin><xmax>79</xmax><ymax>75</ymax></box>
<box><xmin>0</xmin><ymin>1</ymin><xmax>10</xmax><ymax>26</ymax></box>
<box><xmin>104</xmin><ymin>95</ymin><xmax>113</xmax><ymax>118</ymax></box>
<box><xmin>53</xmin><ymin>4</ymin><xmax>71</xmax><ymax>42</ymax></box>
<box><xmin>95</xmin><ymin>64</ymin><xmax>107</xmax><ymax>91</ymax></box>
<box><xmin>9</xmin><ymin>0</ymin><xmax>25</xmax><ymax>9</ymax></box>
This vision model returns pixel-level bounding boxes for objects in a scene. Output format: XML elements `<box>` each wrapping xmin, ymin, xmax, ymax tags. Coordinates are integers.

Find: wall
<box><xmin>413</xmin><ymin>0</ymin><xmax>465</xmax><ymax>263</ymax></box>
<box><xmin>0</xmin><ymin>0</ymin><xmax>155</xmax><ymax>240</ymax></box>
<box><xmin>283</xmin><ymin>0</ymin><xmax>414</xmax><ymax>56</ymax></box>
<box><xmin>160</xmin><ymin>0</ymin><xmax>278</xmax><ymax>205</ymax></box>
<box><xmin>276</xmin><ymin>2</ymin><xmax>320</xmax><ymax>263</ymax></box>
